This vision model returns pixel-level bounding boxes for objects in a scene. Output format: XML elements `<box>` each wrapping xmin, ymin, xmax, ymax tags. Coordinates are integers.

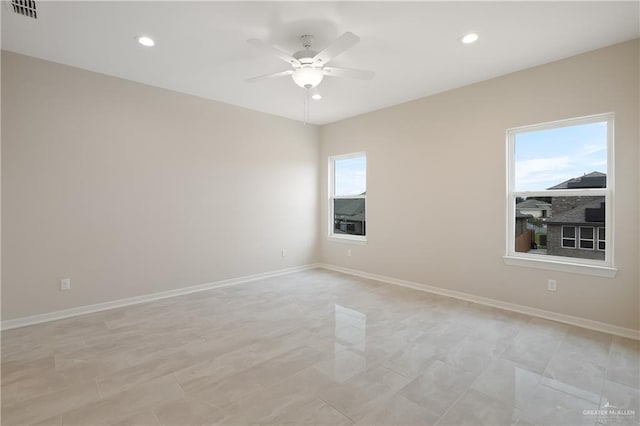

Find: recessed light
<box><xmin>136</xmin><ymin>36</ymin><xmax>155</xmax><ymax>47</ymax></box>
<box><xmin>311</xmin><ymin>93</ymin><xmax>322</xmax><ymax>100</ymax></box>
<box><xmin>461</xmin><ymin>33</ymin><xmax>479</xmax><ymax>44</ymax></box>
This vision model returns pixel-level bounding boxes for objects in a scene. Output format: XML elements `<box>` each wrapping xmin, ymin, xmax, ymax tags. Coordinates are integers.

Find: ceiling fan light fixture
<box><xmin>292</xmin><ymin>66</ymin><xmax>324</xmax><ymax>88</ymax></box>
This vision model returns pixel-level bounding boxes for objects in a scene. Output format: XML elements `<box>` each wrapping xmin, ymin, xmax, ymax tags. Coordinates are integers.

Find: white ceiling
<box><xmin>2</xmin><ymin>1</ymin><xmax>639</xmax><ymax>125</ymax></box>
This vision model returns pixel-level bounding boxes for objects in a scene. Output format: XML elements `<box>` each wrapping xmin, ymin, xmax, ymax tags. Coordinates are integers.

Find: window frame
<box><xmin>561</xmin><ymin>225</ymin><xmax>577</xmax><ymax>249</ymax></box>
<box><xmin>578</xmin><ymin>226</ymin><xmax>595</xmax><ymax>250</ymax></box>
<box><xmin>328</xmin><ymin>152</ymin><xmax>367</xmax><ymax>244</ymax></box>
<box><xmin>504</xmin><ymin>113</ymin><xmax>616</xmax><ymax>277</ymax></box>
<box><xmin>597</xmin><ymin>227</ymin><xmax>606</xmax><ymax>251</ymax></box>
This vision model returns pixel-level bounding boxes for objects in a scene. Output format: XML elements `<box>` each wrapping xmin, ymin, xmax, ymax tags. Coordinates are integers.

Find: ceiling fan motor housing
<box><xmin>293</xmin><ymin>50</ymin><xmax>318</xmax><ymax>65</ymax></box>
<box><xmin>293</xmin><ymin>34</ymin><xmax>320</xmax><ymax>66</ymax></box>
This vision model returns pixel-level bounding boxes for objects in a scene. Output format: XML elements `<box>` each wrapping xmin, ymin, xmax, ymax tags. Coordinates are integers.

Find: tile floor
<box><xmin>1</xmin><ymin>269</ymin><xmax>638</xmax><ymax>425</ymax></box>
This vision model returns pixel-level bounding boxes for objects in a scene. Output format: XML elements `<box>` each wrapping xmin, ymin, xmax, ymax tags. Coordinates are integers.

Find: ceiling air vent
<box><xmin>11</xmin><ymin>0</ymin><xmax>37</xmax><ymax>19</ymax></box>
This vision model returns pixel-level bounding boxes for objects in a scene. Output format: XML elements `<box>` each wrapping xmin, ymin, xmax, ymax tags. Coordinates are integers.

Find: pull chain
<box><xmin>304</xmin><ymin>88</ymin><xmax>309</xmax><ymax>124</ymax></box>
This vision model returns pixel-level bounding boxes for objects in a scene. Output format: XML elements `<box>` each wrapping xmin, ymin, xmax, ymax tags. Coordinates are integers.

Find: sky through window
<box><xmin>514</xmin><ymin>121</ymin><xmax>607</xmax><ymax>191</ymax></box>
<box><xmin>335</xmin><ymin>155</ymin><xmax>366</xmax><ymax>196</ymax></box>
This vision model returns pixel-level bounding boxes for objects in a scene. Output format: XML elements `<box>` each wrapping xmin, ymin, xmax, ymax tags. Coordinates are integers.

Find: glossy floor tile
<box><xmin>2</xmin><ymin>268</ymin><xmax>638</xmax><ymax>425</ymax></box>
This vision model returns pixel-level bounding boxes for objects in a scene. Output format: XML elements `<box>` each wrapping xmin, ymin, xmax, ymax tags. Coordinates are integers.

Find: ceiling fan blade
<box><xmin>323</xmin><ymin>67</ymin><xmax>375</xmax><ymax>80</ymax></box>
<box><xmin>245</xmin><ymin>69</ymin><xmax>293</xmax><ymax>83</ymax></box>
<box><xmin>247</xmin><ymin>39</ymin><xmax>300</xmax><ymax>67</ymax></box>
<box><xmin>313</xmin><ymin>32</ymin><xmax>360</xmax><ymax>65</ymax></box>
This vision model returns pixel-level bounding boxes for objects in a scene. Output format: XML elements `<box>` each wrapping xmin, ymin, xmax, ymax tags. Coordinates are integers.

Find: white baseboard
<box><xmin>1</xmin><ymin>264</ymin><xmax>321</xmax><ymax>331</ymax></box>
<box><xmin>319</xmin><ymin>263</ymin><xmax>640</xmax><ymax>341</ymax></box>
<box><xmin>4</xmin><ymin>262</ymin><xmax>638</xmax><ymax>341</ymax></box>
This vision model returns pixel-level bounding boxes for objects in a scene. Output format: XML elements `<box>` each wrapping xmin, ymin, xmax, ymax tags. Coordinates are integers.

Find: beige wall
<box><xmin>3</xmin><ymin>40</ymin><xmax>639</xmax><ymax>331</ymax></box>
<box><xmin>320</xmin><ymin>40</ymin><xmax>639</xmax><ymax>330</ymax></box>
<box><xmin>1</xmin><ymin>51</ymin><xmax>320</xmax><ymax>320</ymax></box>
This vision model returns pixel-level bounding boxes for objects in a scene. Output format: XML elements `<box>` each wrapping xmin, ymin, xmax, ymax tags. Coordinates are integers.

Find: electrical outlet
<box><xmin>60</xmin><ymin>278</ymin><xmax>71</xmax><ymax>291</ymax></box>
<box><xmin>547</xmin><ymin>279</ymin><xmax>557</xmax><ymax>292</ymax></box>
<box><xmin>347</xmin><ymin>249</ymin><xmax>352</xmax><ymax>257</ymax></box>
<box><xmin>281</xmin><ymin>248</ymin><xmax>287</xmax><ymax>257</ymax></box>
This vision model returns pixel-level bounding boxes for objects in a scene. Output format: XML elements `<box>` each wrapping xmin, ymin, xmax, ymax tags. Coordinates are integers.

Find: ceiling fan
<box><xmin>246</xmin><ymin>32</ymin><xmax>375</xmax><ymax>95</ymax></box>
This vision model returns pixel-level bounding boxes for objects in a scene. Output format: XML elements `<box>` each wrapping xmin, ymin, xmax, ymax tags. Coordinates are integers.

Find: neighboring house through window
<box><xmin>505</xmin><ymin>113</ymin><xmax>614</xmax><ymax>275</ymax></box>
<box><xmin>329</xmin><ymin>152</ymin><xmax>366</xmax><ymax>241</ymax></box>
<box><xmin>541</xmin><ymin>173</ymin><xmax>607</xmax><ymax>261</ymax></box>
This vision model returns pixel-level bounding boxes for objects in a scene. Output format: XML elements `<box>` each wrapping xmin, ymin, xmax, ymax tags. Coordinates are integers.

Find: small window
<box><xmin>579</xmin><ymin>226</ymin><xmax>595</xmax><ymax>250</ymax></box>
<box><xmin>329</xmin><ymin>153</ymin><xmax>366</xmax><ymax>241</ymax></box>
<box><xmin>561</xmin><ymin>226</ymin><xmax>576</xmax><ymax>248</ymax></box>
<box><xmin>598</xmin><ymin>227</ymin><xmax>606</xmax><ymax>251</ymax></box>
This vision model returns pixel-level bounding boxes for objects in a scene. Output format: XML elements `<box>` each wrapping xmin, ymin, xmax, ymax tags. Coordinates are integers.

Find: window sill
<box><xmin>328</xmin><ymin>235</ymin><xmax>367</xmax><ymax>245</ymax></box>
<box><xmin>502</xmin><ymin>255</ymin><xmax>617</xmax><ymax>278</ymax></box>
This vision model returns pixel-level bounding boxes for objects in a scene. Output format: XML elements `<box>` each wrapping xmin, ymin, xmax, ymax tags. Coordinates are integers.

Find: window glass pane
<box><xmin>514</xmin><ymin>121</ymin><xmax>607</xmax><ymax>192</ymax></box>
<box><xmin>515</xmin><ymin>196</ymin><xmax>605</xmax><ymax>260</ymax></box>
<box><xmin>334</xmin><ymin>198</ymin><xmax>365</xmax><ymax>236</ymax></box>
<box><xmin>598</xmin><ymin>241</ymin><xmax>605</xmax><ymax>251</ymax></box>
<box><xmin>598</xmin><ymin>227</ymin><xmax>605</xmax><ymax>241</ymax></box>
<box><xmin>562</xmin><ymin>226</ymin><xmax>575</xmax><ymax>238</ymax></box>
<box><xmin>335</xmin><ymin>156</ymin><xmax>366</xmax><ymax>196</ymax></box>
<box><xmin>580</xmin><ymin>227</ymin><xmax>594</xmax><ymax>239</ymax></box>
<box><xmin>580</xmin><ymin>240</ymin><xmax>594</xmax><ymax>249</ymax></box>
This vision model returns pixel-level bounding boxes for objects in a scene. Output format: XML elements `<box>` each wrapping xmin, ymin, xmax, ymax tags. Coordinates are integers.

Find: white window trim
<box><xmin>578</xmin><ymin>226</ymin><xmax>595</xmax><ymax>250</ymax></box>
<box><xmin>504</xmin><ymin>112</ymin><xmax>616</xmax><ymax>278</ymax></box>
<box><xmin>561</xmin><ymin>225</ymin><xmax>577</xmax><ymax>249</ymax></box>
<box><xmin>328</xmin><ymin>152</ymin><xmax>367</xmax><ymax>243</ymax></box>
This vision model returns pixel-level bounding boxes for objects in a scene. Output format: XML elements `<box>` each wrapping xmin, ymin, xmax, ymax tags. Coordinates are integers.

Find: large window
<box><xmin>329</xmin><ymin>152</ymin><xmax>366</xmax><ymax>241</ymax></box>
<box><xmin>506</xmin><ymin>113</ymin><xmax>615</xmax><ymax>276</ymax></box>
<box><xmin>561</xmin><ymin>226</ymin><xmax>606</xmax><ymax>252</ymax></box>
